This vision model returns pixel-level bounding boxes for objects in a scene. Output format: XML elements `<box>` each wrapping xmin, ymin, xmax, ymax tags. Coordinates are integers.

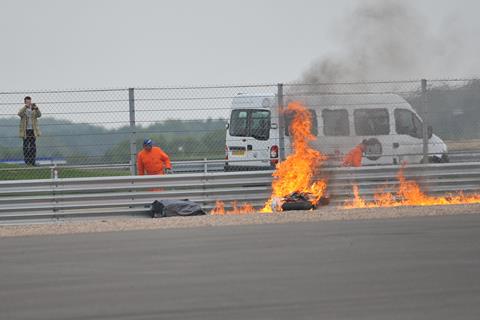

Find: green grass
<box><xmin>0</xmin><ymin>164</ymin><xmax>130</xmax><ymax>180</ymax></box>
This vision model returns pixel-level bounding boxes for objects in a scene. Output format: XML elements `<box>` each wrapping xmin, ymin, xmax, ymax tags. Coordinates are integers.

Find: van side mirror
<box><xmin>270</xmin><ymin>123</ymin><xmax>278</xmax><ymax>129</ymax></box>
<box><xmin>427</xmin><ymin>125</ymin><xmax>433</xmax><ymax>139</ymax></box>
<box><xmin>225</xmin><ymin>123</ymin><xmax>229</xmax><ymax>130</ymax></box>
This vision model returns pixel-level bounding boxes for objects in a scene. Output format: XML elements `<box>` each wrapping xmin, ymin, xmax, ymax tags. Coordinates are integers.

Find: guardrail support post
<box><xmin>129</xmin><ymin>88</ymin><xmax>137</xmax><ymax>175</ymax></box>
<box><xmin>277</xmin><ymin>83</ymin><xmax>286</xmax><ymax>161</ymax></box>
<box><xmin>421</xmin><ymin>79</ymin><xmax>429</xmax><ymax>164</ymax></box>
<box><xmin>50</xmin><ymin>164</ymin><xmax>58</xmax><ymax>180</ymax></box>
<box><xmin>51</xmin><ymin>164</ymin><xmax>59</xmax><ymax>213</ymax></box>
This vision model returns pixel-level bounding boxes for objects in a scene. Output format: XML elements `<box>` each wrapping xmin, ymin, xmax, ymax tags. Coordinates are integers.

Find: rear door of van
<box><xmin>227</xmin><ymin>109</ymin><xmax>272</xmax><ymax>168</ymax></box>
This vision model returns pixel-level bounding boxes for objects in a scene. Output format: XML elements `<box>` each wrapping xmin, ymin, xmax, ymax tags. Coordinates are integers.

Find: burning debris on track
<box><xmin>344</xmin><ymin>165</ymin><xmax>480</xmax><ymax>208</ymax></box>
<box><xmin>261</xmin><ymin>101</ymin><xmax>328</xmax><ymax>213</ymax></box>
<box><xmin>277</xmin><ymin>192</ymin><xmax>330</xmax><ymax>211</ymax></box>
<box><xmin>210</xmin><ymin>101</ymin><xmax>328</xmax><ymax>215</ymax></box>
<box><xmin>210</xmin><ymin>101</ymin><xmax>480</xmax><ymax>216</ymax></box>
<box><xmin>210</xmin><ymin>201</ymin><xmax>256</xmax><ymax>215</ymax></box>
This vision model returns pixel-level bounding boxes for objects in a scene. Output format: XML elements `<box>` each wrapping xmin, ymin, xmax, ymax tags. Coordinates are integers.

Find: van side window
<box><xmin>285</xmin><ymin>109</ymin><xmax>318</xmax><ymax>136</ymax></box>
<box><xmin>395</xmin><ymin>109</ymin><xmax>423</xmax><ymax>138</ymax></box>
<box><xmin>229</xmin><ymin>110</ymin><xmax>248</xmax><ymax>137</ymax></box>
<box><xmin>354</xmin><ymin>109</ymin><xmax>390</xmax><ymax>135</ymax></box>
<box><xmin>322</xmin><ymin>109</ymin><xmax>349</xmax><ymax>136</ymax></box>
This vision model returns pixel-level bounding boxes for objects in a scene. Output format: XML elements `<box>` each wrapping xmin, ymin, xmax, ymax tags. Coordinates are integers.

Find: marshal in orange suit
<box><xmin>342</xmin><ymin>140</ymin><xmax>367</xmax><ymax>167</ymax></box>
<box><xmin>137</xmin><ymin>138</ymin><xmax>172</xmax><ymax>175</ymax></box>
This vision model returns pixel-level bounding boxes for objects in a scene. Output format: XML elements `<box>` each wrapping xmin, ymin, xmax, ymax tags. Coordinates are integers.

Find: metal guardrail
<box><xmin>326</xmin><ymin>161</ymin><xmax>480</xmax><ymax>202</ymax></box>
<box><xmin>0</xmin><ymin>162</ymin><xmax>480</xmax><ymax>222</ymax></box>
<box><xmin>0</xmin><ymin>149</ymin><xmax>478</xmax><ymax>180</ymax></box>
<box><xmin>447</xmin><ymin>151</ymin><xmax>480</xmax><ymax>163</ymax></box>
<box><xmin>0</xmin><ymin>159</ymin><xmax>239</xmax><ymax>180</ymax></box>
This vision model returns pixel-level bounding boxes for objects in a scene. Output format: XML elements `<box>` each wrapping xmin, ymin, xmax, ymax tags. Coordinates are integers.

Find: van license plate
<box><xmin>232</xmin><ymin>150</ymin><xmax>245</xmax><ymax>156</ymax></box>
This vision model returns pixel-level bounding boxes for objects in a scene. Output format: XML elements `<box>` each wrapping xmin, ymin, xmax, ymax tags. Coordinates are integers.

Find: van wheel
<box><xmin>429</xmin><ymin>155</ymin><xmax>449</xmax><ymax>163</ymax></box>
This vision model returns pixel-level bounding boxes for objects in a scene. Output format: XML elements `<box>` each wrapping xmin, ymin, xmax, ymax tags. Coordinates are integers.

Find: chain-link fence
<box><xmin>0</xmin><ymin>79</ymin><xmax>479</xmax><ymax>179</ymax></box>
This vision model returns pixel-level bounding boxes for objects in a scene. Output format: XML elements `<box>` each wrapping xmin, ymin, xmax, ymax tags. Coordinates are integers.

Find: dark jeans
<box><xmin>23</xmin><ymin>129</ymin><xmax>36</xmax><ymax>165</ymax></box>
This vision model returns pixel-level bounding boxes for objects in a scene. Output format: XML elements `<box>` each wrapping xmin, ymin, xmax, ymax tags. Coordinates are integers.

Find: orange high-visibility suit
<box><xmin>137</xmin><ymin>146</ymin><xmax>172</xmax><ymax>175</ymax></box>
<box><xmin>342</xmin><ymin>144</ymin><xmax>364</xmax><ymax>167</ymax></box>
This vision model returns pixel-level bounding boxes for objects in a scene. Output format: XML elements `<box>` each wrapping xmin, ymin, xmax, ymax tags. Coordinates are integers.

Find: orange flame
<box><xmin>344</xmin><ymin>166</ymin><xmax>480</xmax><ymax>208</ymax></box>
<box><xmin>210</xmin><ymin>200</ymin><xmax>256</xmax><ymax>215</ymax></box>
<box><xmin>262</xmin><ymin>101</ymin><xmax>328</xmax><ymax>212</ymax></box>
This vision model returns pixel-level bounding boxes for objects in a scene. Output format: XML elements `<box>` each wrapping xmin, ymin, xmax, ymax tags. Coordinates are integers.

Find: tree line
<box><xmin>1</xmin><ymin>80</ymin><xmax>479</xmax><ymax>165</ymax></box>
<box><xmin>0</xmin><ymin>118</ymin><xmax>226</xmax><ymax>164</ymax></box>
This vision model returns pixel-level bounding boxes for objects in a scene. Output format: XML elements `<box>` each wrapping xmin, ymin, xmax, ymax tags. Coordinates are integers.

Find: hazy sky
<box><xmin>1</xmin><ymin>0</ymin><xmax>479</xmax><ymax>90</ymax></box>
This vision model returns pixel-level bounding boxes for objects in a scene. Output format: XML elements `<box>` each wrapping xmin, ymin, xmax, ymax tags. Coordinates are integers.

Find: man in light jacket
<box><xmin>18</xmin><ymin>96</ymin><xmax>41</xmax><ymax>165</ymax></box>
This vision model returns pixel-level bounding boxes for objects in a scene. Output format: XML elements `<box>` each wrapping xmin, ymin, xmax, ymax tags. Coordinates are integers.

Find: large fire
<box><xmin>210</xmin><ymin>101</ymin><xmax>328</xmax><ymax>215</ymax></box>
<box><xmin>261</xmin><ymin>101</ymin><xmax>328</xmax><ymax>212</ymax></box>
<box><xmin>344</xmin><ymin>166</ymin><xmax>480</xmax><ymax>208</ymax></box>
<box><xmin>211</xmin><ymin>101</ymin><xmax>480</xmax><ymax>215</ymax></box>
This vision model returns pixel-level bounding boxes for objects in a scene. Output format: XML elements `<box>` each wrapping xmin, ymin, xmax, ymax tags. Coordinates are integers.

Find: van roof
<box><xmin>231</xmin><ymin>93</ymin><xmax>411</xmax><ymax>109</ymax></box>
<box><xmin>291</xmin><ymin>93</ymin><xmax>410</xmax><ymax>108</ymax></box>
<box><xmin>231</xmin><ymin>93</ymin><xmax>275</xmax><ymax>109</ymax></box>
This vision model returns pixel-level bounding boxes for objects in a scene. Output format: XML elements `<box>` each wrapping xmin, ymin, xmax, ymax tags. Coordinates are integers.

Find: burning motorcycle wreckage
<box><xmin>210</xmin><ymin>101</ymin><xmax>480</xmax><ymax>215</ymax></box>
<box><xmin>211</xmin><ymin>101</ymin><xmax>329</xmax><ymax>215</ymax></box>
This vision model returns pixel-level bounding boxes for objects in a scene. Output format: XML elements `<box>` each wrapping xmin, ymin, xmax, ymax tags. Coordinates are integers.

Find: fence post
<box><xmin>277</xmin><ymin>83</ymin><xmax>286</xmax><ymax>161</ymax></box>
<box><xmin>128</xmin><ymin>88</ymin><xmax>137</xmax><ymax>175</ymax></box>
<box><xmin>421</xmin><ymin>79</ymin><xmax>429</xmax><ymax>163</ymax></box>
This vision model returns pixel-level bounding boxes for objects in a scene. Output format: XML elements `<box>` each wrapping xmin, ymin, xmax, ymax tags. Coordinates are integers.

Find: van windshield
<box><xmin>395</xmin><ymin>109</ymin><xmax>423</xmax><ymax>138</ymax></box>
<box><xmin>229</xmin><ymin>109</ymin><xmax>271</xmax><ymax>140</ymax></box>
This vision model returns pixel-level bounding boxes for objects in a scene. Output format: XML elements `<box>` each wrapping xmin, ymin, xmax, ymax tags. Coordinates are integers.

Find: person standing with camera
<box><xmin>18</xmin><ymin>96</ymin><xmax>41</xmax><ymax>165</ymax></box>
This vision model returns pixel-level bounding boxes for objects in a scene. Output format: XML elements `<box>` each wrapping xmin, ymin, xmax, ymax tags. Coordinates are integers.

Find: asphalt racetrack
<box><xmin>2</xmin><ymin>214</ymin><xmax>480</xmax><ymax>319</ymax></box>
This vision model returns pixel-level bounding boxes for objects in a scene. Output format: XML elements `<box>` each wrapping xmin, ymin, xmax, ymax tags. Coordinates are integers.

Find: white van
<box><xmin>224</xmin><ymin>93</ymin><xmax>448</xmax><ymax>170</ymax></box>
